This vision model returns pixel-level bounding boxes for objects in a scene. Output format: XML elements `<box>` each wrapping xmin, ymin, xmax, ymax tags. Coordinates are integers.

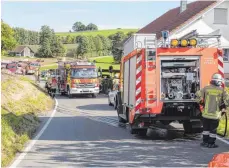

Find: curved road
<box><xmin>14</xmin><ymin>83</ymin><xmax>229</xmax><ymax>167</ymax></box>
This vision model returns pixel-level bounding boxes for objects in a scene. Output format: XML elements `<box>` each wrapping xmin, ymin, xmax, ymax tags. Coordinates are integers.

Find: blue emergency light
<box><xmin>161</xmin><ymin>30</ymin><xmax>169</xmax><ymax>40</ymax></box>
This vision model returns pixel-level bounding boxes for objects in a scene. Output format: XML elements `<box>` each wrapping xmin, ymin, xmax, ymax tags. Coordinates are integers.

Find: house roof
<box><xmin>137</xmin><ymin>0</ymin><xmax>218</xmax><ymax>39</ymax></box>
<box><xmin>12</xmin><ymin>45</ymin><xmax>35</xmax><ymax>53</ymax></box>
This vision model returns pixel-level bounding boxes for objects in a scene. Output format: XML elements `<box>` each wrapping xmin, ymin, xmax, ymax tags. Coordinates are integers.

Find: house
<box><xmin>10</xmin><ymin>46</ymin><xmax>35</xmax><ymax>57</ymax></box>
<box><xmin>137</xmin><ymin>0</ymin><xmax>229</xmax><ymax>77</ymax></box>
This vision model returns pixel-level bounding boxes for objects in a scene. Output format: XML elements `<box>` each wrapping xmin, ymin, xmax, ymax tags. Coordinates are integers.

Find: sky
<box><xmin>1</xmin><ymin>1</ymin><xmax>192</xmax><ymax>32</ymax></box>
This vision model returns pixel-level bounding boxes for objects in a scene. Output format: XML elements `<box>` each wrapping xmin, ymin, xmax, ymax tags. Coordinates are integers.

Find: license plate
<box><xmin>83</xmin><ymin>89</ymin><xmax>89</xmax><ymax>92</ymax></box>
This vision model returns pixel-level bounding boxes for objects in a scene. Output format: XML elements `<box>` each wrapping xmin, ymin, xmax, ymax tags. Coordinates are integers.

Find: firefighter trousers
<box><xmin>202</xmin><ymin>118</ymin><xmax>219</xmax><ymax>144</ymax></box>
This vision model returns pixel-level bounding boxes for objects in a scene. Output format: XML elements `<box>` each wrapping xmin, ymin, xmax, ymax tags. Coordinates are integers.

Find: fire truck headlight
<box><xmin>181</xmin><ymin>39</ymin><xmax>188</xmax><ymax>47</ymax></box>
<box><xmin>171</xmin><ymin>39</ymin><xmax>179</xmax><ymax>47</ymax></box>
<box><xmin>189</xmin><ymin>39</ymin><xmax>197</xmax><ymax>46</ymax></box>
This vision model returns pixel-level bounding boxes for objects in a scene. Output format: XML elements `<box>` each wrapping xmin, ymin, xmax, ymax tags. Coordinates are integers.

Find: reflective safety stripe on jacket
<box><xmin>196</xmin><ymin>85</ymin><xmax>229</xmax><ymax>120</ymax></box>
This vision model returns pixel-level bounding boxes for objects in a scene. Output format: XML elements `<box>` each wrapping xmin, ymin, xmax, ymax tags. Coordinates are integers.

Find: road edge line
<box><xmin>217</xmin><ymin>136</ymin><xmax>229</xmax><ymax>145</ymax></box>
<box><xmin>9</xmin><ymin>98</ymin><xmax>58</xmax><ymax>168</ymax></box>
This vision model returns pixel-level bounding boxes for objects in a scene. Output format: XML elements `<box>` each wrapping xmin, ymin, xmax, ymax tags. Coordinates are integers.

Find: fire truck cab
<box><xmin>58</xmin><ymin>61</ymin><xmax>100</xmax><ymax>98</ymax></box>
<box><xmin>116</xmin><ymin>33</ymin><xmax>224</xmax><ymax>135</ymax></box>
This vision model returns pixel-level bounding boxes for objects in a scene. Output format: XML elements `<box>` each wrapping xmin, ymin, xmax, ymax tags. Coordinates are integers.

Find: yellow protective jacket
<box><xmin>195</xmin><ymin>85</ymin><xmax>229</xmax><ymax>120</ymax></box>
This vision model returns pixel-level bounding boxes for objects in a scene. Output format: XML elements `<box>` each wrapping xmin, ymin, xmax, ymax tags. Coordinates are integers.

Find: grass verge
<box><xmin>1</xmin><ymin>72</ymin><xmax>54</xmax><ymax>166</ymax></box>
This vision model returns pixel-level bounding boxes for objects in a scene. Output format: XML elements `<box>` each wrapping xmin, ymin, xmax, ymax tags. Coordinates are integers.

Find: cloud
<box><xmin>60</xmin><ymin>9</ymin><xmax>91</xmax><ymax>13</ymax></box>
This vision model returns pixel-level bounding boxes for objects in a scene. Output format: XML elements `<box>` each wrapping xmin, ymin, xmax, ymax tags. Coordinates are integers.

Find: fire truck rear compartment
<box><xmin>160</xmin><ymin>58</ymin><xmax>200</xmax><ymax>101</ymax></box>
<box><xmin>132</xmin><ymin>58</ymin><xmax>202</xmax><ymax>129</ymax></box>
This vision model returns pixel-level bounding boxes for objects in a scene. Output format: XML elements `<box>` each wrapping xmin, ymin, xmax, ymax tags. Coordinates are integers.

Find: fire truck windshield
<box><xmin>71</xmin><ymin>68</ymin><xmax>97</xmax><ymax>78</ymax></box>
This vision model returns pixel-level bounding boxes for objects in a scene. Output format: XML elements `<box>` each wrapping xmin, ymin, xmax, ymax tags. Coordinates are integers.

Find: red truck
<box><xmin>26</xmin><ymin>62</ymin><xmax>40</xmax><ymax>74</ymax></box>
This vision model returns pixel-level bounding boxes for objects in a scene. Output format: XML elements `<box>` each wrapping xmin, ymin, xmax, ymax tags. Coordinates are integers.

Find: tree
<box><xmin>38</xmin><ymin>25</ymin><xmax>65</xmax><ymax>58</ymax></box>
<box><xmin>72</xmin><ymin>22</ymin><xmax>86</xmax><ymax>32</ymax></box>
<box><xmin>98</xmin><ymin>35</ymin><xmax>111</xmax><ymax>56</ymax></box>
<box><xmin>77</xmin><ymin>36</ymin><xmax>90</xmax><ymax>58</ymax></box>
<box><xmin>75</xmin><ymin>35</ymin><xmax>83</xmax><ymax>43</ymax></box>
<box><xmin>110</xmin><ymin>31</ymin><xmax>127</xmax><ymax>62</ymax></box>
<box><xmin>127</xmin><ymin>31</ymin><xmax>135</xmax><ymax>38</ymax></box>
<box><xmin>13</xmin><ymin>27</ymin><xmax>39</xmax><ymax>45</ymax></box>
<box><xmin>88</xmin><ymin>36</ymin><xmax>96</xmax><ymax>57</ymax></box>
<box><xmin>65</xmin><ymin>35</ymin><xmax>72</xmax><ymax>44</ymax></box>
<box><xmin>38</xmin><ymin>38</ymin><xmax>52</xmax><ymax>57</ymax></box>
<box><xmin>86</xmin><ymin>23</ymin><xmax>98</xmax><ymax>31</ymax></box>
<box><xmin>1</xmin><ymin>21</ymin><xmax>17</xmax><ymax>54</ymax></box>
<box><xmin>93</xmin><ymin>36</ymin><xmax>103</xmax><ymax>56</ymax></box>
<box><xmin>52</xmin><ymin>36</ymin><xmax>66</xmax><ymax>57</ymax></box>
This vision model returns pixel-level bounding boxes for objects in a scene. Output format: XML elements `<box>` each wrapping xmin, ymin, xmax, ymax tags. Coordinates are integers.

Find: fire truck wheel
<box><xmin>114</xmin><ymin>99</ymin><xmax>117</xmax><ymax>109</ymax></box>
<box><xmin>118</xmin><ymin>115</ymin><xmax>126</xmax><ymax>123</ymax></box>
<box><xmin>138</xmin><ymin>129</ymin><xmax>147</xmax><ymax>136</ymax></box>
<box><xmin>183</xmin><ymin>121</ymin><xmax>202</xmax><ymax>134</ymax></box>
<box><xmin>108</xmin><ymin>98</ymin><xmax>112</xmax><ymax>106</ymax></box>
<box><xmin>183</xmin><ymin>121</ymin><xmax>193</xmax><ymax>134</ymax></box>
<box><xmin>92</xmin><ymin>94</ymin><xmax>97</xmax><ymax>98</ymax></box>
<box><xmin>129</xmin><ymin>125</ymin><xmax>138</xmax><ymax>134</ymax></box>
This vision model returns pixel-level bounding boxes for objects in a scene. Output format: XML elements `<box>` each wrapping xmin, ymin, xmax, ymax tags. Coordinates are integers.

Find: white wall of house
<box><xmin>169</xmin><ymin>1</ymin><xmax>229</xmax><ymax>75</ymax></box>
<box><xmin>203</xmin><ymin>0</ymin><xmax>229</xmax><ymax>41</ymax></box>
<box><xmin>22</xmin><ymin>47</ymin><xmax>31</xmax><ymax>57</ymax></box>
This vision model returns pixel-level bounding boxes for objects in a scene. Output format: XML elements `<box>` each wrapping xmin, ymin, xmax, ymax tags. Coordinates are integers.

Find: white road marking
<box><xmin>217</xmin><ymin>136</ymin><xmax>229</xmax><ymax>145</ymax></box>
<box><xmin>9</xmin><ymin>98</ymin><xmax>58</xmax><ymax>168</ymax></box>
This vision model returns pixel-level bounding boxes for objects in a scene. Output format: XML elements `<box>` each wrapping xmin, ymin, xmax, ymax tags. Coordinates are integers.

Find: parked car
<box><xmin>1</xmin><ymin>62</ymin><xmax>8</xmax><ymax>69</ymax></box>
<box><xmin>6</xmin><ymin>63</ymin><xmax>17</xmax><ymax>73</ymax></box>
<box><xmin>108</xmin><ymin>84</ymin><xmax>119</xmax><ymax>109</ymax></box>
<box><xmin>208</xmin><ymin>152</ymin><xmax>229</xmax><ymax>167</ymax></box>
<box><xmin>1</xmin><ymin>60</ymin><xmax>12</xmax><ymax>69</ymax></box>
<box><xmin>26</xmin><ymin>62</ymin><xmax>40</xmax><ymax>74</ymax></box>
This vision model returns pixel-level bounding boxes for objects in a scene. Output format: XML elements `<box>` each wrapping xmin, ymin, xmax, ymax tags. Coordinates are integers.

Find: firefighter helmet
<box><xmin>211</xmin><ymin>73</ymin><xmax>223</xmax><ymax>86</ymax></box>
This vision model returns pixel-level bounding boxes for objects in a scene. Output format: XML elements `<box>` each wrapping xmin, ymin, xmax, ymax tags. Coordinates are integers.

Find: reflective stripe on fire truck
<box><xmin>135</xmin><ymin>54</ymin><xmax>142</xmax><ymax>114</ymax></box>
<box><xmin>218</xmin><ymin>49</ymin><xmax>224</xmax><ymax>88</ymax></box>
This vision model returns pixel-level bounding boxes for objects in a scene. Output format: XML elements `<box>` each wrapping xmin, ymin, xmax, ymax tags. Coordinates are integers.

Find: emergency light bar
<box><xmin>170</xmin><ymin>38</ymin><xmax>197</xmax><ymax>47</ymax></box>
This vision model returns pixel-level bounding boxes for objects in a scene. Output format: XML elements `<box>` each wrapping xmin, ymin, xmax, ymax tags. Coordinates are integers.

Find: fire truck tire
<box><xmin>129</xmin><ymin>125</ymin><xmax>138</xmax><ymax>134</ymax></box>
<box><xmin>114</xmin><ymin>99</ymin><xmax>117</xmax><ymax>109</ymax></box>
<box><xmin>138</xmin><ymin>129</ymin><xmax>147</xmax><ymax>136</ymax></box>
<box><xmin>118</xmin><ymin>115</ymin><xmax>126</xmax><ymax>123</ymax></box>
<box><xmin>92</xmin><ymin>94</ymin><xmax>97</xmax><ymax>98</ymax></box>
<box><xmin>183</xmin><ymin>121</ymin><xmax>202</xmax><ymax>134</ymax></box>
<box><xmin>108</xmin><ymin>98</ymin><xmax>112</xmax><ymax>106</ymax></box>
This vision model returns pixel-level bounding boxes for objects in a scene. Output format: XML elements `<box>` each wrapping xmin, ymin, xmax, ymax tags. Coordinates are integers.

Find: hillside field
<box><xmin>56</xmin><ymin>29</ymin><xmax>138</xmax><ymax>37</ymax></box>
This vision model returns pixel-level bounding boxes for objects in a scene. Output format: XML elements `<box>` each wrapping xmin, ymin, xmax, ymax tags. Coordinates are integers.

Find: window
<box><xmin>223</xmin><ymin>49</ymin><xmax>229</xmax><ymax>62</ymax></box>
<box><xmin>214</xmin><ymin>8</ymin><xmax>228</xmax><ymax>24</ymax></box>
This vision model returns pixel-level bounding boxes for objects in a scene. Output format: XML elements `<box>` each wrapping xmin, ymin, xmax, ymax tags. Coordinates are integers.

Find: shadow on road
<box><xmin>20</xmin><ymin>115</ymin><xmax>229</xmax><ymax>167</ymax></box>
<box><xmin>76</xmin><ymin>104</ymin><xmax>113</xmax><ymax>111</ymax></box>
<box><xmin>55</xmin><ymin>94</ymin><xmax>108</xmax><ymax>100</ymax></box>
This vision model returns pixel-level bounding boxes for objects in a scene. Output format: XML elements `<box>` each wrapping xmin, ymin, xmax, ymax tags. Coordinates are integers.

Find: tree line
<box><xmin>1</xmin><ymin>20</ymin><xmax>135</xmax><ymax>62</ymax></box>
<box><xmin>72</xmin><ymin>22</ymin><xmax>98</xmax><ymax>32</ymax></box>
<box><xmin>69</xmin><ymin>31</ymin><xmax>134</xmax><ymax>62</ymax></box>
<box><xmin>13</xmin><ymin>27</ymin><xmax>40</xmax><ymax>45</ymax></box>
<box><xmin>1</xmin><ymin>20</ymin><xmax>66</xmax><ymax>57</ymax></box>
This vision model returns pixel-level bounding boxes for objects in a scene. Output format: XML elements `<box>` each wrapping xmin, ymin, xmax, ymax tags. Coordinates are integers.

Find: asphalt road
<box><xmin>13</xmin><ymin>80</ymin><xmax>229</xmax><ymax>167</ymax></box>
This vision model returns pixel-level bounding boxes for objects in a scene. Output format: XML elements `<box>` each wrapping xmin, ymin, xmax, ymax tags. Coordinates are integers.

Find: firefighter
<box><xmin>50</xmin><ymin>76</ymin><xmax>57</xmax><ymax>98</ymax></box>
<box><xmin>37</xmin><ymin>68</ymin><xmax>40</xmax><ymax>83</ymax></box>
<box><xmin>196</xmin><ymin>73</ymin><xmax>229</xmax><ymax>148</ymax></box>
